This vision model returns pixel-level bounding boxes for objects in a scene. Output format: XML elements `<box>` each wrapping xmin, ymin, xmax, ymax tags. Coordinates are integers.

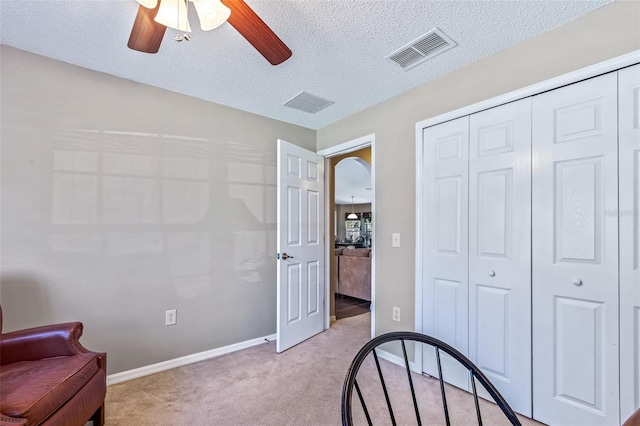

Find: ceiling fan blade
<box><xmin>221</xmin><ymin>0</ymin><xmax>292</xmax><ymax>65</ymax></box>
<box><xmin>127</xmin><ymin>4</ymin><xmax>167</xmax><ymax>54</ymax></box>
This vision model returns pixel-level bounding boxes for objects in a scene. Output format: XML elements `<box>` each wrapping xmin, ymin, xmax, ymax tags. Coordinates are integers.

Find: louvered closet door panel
<box><xmin>620</xmin><ymin>63</ymin><xmax>640</xmax><ymax>423</ymax></box>
<box><xmin>532</xmin><ymin>72</ymin><xmax>619</xmax><ymax>426</ymax></box>
<box><xmin>422</xmin><ymin>116</ymin><xmax>470</xmax><ymax>391</ymax></box>
<box><xmin>468</xmin><ymin>98</ymin><xmax>532</xmax><ymax>417</ymax></box>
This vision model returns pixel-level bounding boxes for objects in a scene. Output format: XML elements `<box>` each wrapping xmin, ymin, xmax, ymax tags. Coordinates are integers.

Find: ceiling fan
<box><xmin>127</xmin><ymin>0</ymin><xmax>292</xmax><ymax>66</ymax></box>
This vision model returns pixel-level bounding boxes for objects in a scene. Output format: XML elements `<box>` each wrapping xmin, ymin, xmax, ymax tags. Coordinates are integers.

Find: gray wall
<box><xmin>0</xmin><ymin>46</ymin><xmax>315</xmax><ymax>374</ymax></box>
<box><xmin>317</xmin><ymin>1</ymin><xmax>640</xmax><ymax>337</ymax></box>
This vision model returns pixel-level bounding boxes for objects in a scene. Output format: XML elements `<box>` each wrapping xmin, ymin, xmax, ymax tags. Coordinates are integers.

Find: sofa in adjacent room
<box><xmin>336</xmin><ymin>248</ymin><xmax>371</xmax><ymax>301</ymax></box>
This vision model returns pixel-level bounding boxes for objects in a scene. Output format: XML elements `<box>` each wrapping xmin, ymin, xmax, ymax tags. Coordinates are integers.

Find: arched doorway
<box><xmin>330</xmin><ymin>149</ymin><xmax>372</xmax><ymax>321</ymax></box>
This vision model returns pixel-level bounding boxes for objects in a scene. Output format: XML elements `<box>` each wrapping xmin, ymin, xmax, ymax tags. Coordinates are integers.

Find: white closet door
<box><xmin>532</xmin><ymin>72</ymin><xmax>619</xmax><ymax>426</ymax></box>
<box><xmin>620</xmin><ymin>63</ymin><xmax>640</xmax><ymax>423</ymax></box>
<box><xmin>422</xmin><ymin>116</ymin><xmax>470</xmax><ymax>390</ymax></box>
<box><xmin>468</xmin><ymin>98</ymin><xmax>532</xmax><ymax>416</ymax></box>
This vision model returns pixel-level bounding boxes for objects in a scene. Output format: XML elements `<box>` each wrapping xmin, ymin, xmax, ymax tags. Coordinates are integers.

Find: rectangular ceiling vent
<box><xmin>284</xmin><ymin>92</ymin><xmax>335</xmax><ymax>114</ymax></box>
<box><xmin>386</xmin><ymin>28</ymin><xmax>457</xmax><ymax>70</ymax></box>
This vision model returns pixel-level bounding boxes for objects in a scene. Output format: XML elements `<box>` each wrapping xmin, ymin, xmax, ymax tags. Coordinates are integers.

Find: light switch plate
<box><xmin>392</xmin><ymin>233</ymin><xmax>401</xmax><ymax>247</ymax></box>
<box><xmin>392</xmin><ymin>306</ymin><xmax>401</xmax><ymax>322</ymax></box>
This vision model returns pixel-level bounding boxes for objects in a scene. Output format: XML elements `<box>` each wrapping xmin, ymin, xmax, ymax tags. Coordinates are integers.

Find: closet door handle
<box><xmin>573</xmin><ymin>278</ymin><xmax>583</xmax><ymax>286</ymax></box>
<box><xmin>488</xmin><ymin>270</ymin><xmax>496</xmax><ymax>277</ymax></box>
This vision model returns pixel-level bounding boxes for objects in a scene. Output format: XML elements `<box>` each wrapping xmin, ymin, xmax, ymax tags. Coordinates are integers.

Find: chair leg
<box><xmin>91</xmin><ymin>403</ymin><xmax>105</xmax><ymax>426</ymax></box>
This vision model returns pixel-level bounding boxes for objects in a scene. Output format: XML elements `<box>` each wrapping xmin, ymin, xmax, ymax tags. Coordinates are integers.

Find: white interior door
<box><xmin>468</xmin><ymin>98</ymin><xmax>532</xmax><ymax>416</ymax></box>
<box><xmin>532</xmin><ymin>72</ymin><xmax>619</xmax><ymax>426</ymax></box>
<box><xmin>422</xmin><ymin>116</ymin><xmax>470</xmax><ymax>391</ymax></box>
<box><xmin>276</xmin><ymin>140</ymin><xmax>325</xmax><ymax>353</ymax></box>
<box><xmin>619</xmin><ymin>63</ymin><xmax>640</xmax><ymax>423</ymax></box>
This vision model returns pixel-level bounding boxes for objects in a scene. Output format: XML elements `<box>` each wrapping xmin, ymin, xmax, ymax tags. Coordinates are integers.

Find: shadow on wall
<box><xmin>0</xmin><ymin>273</ymin><xmax>53</xmax><ymax>331</ymax></box>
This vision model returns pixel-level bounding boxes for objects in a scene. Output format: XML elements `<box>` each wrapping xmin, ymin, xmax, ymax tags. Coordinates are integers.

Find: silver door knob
<box><xmin>281</xmin><ymin>253</ymin><xmax>293</xmax><ymax>260</ymax></box>
<box><xmin>573</xmin><ymin>278</ymin><xmax>583</xmax><ymax>286</ymax></box>
<box><xmin>488</xmin><ymin>271</ymin><xmax>496</xmax><ymax>277</ymax></box>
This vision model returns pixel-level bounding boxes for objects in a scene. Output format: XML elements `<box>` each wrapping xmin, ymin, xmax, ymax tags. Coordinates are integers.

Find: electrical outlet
<box><xmin>392</xmin><ymin>233</ymin><xmax>401</xmax><ymax>247</ymax></box>
<box><xmin>392</xmin><ymin>306</ymin><xmax>401</xmax><ymax>322</ymax></box>
<box><xmin>165</xmin><ymin>309</ymin><xmax>177</xmax><ymax>326</ymax></box>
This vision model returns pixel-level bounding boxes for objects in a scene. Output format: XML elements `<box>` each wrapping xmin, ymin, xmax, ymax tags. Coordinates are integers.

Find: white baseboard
<box><xmin>376</xmin><ymin>348</ymin><xmax>420</xmax><ymax>374</ymax></box>
<box><xmin>107</xmin><ymin>333</ymin><xmax>277</xmax><ymax>386</ymax></box>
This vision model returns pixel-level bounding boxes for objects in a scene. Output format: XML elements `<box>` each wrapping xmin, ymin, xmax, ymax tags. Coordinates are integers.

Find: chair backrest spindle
<box><xmin>401</xmin><ymin>339</ymin><xmax>422</xmax><ymax>426</ymax></box>
<box><xmin>435</xmin><ymin>347</ymin><xmax>451</xmax><ymax>426</ymax></box>
<box><xmin>470</xmin><ymin>369</ymin><xmax>483</xmax><ymax>426</ymax></box>
<box><xmin>372</xmin><ymin>349</ymin><xmax>397</xmax><ymax>426</ymax></box>
<box><xmin>354</xmin><ymin>379</ymin><xmax>373</xmax><ymax>426</ymax></box>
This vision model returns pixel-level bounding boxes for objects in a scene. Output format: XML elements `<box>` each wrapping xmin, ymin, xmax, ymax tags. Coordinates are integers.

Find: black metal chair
<box><xmin>341</xmin><ymin>331</ymin><xmax>521</xmax><ymax>426</ymax></box>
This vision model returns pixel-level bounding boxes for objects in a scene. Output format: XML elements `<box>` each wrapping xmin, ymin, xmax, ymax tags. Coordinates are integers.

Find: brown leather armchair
<box><xmin>0</xmin><ymin>306</ymin><xmax>106</xmax><ymax>426</ymax></box>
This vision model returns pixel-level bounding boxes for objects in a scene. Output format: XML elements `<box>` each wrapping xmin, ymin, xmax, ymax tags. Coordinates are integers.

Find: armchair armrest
<box><xmin>0</xmin><ymin>413</ymin><xmax>27</xmax><ymax>425</ymax></box>
<box><xmin>0</xmin><ymin>322</ymin><xmax>91</xmax><ymax>365</ymax></box>
<box><xmin>624</xmin><ymin>408</ymin><xmax>640</xmax><ymax>426</ymax></box>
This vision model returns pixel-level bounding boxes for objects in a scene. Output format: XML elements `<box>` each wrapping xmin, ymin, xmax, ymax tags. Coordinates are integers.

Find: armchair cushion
<box><xmin>0</xmin><ymin>353</ymin><xmax>99</xmax><ymax>425</ymax></box>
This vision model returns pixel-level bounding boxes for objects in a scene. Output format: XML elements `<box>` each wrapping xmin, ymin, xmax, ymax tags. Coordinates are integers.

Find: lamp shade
<box><xmin>136</xmin><ymin>0</ymin><xmax>158</xmax><ymax>9</ymax></box>
<box><xmin>154</xmin><ymin>0</ymin><xmax>192</xmax><ymax>32</ymax></box>
<box><xmin>191</xmin><ymin>0</ymin><xmax>231</xmax><ymax>31</ymax></box>
<box><xmin>347</xmin><ymin>196</ymin><xmax>358</xmax><ymax>219</ymax></box>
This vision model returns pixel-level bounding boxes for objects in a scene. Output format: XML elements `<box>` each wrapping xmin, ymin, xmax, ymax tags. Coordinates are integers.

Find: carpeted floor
<box><xmin>106</xmin><ymin>313</ymin><xmax>542</xmax><ymax>425</ymax></box>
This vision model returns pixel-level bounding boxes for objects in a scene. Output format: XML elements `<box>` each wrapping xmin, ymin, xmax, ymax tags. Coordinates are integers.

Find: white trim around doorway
<box><xmin>319</xmin><ymin>133</ymin><xmax>376</xmax><ymax>340</ymax></box>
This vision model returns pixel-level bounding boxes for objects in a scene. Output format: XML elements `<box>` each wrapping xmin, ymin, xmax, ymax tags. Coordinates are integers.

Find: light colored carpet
<box><xmin>106</xmin><ymin>313</ymin><xmax>542</xmax><ymax>425</ymax></box>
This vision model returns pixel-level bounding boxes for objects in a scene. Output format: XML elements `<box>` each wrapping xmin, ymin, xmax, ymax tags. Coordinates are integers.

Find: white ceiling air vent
<box><xmin>386</xmin><ymin>28</ymin><xmax>457</xmax><ymax>70</ymax></box>
<box><xmin>284</xmin><ymin>92</ymin><xmax>335</xmax><ymax>114</ymax></box>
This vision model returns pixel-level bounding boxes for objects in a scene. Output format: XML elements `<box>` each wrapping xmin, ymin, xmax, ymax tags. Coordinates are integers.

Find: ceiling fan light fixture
<box><xmin>127</xmin><ymin>0</ymin><xmax>292</xmax><ymax>64</ymax></box>
<box><xmin>154</xmin><ymin>0</ymin><xmax>192</xmax><ymax>32</ymax></box>
<box><xmin>191</xmin><ymin>0</ymin><xmax>231</xmax><ymax>31</ymax></box>
<box><xmin>135</xmin><ymin>0</ymin><xmax>158</xmax><ymax>9</ymax></box>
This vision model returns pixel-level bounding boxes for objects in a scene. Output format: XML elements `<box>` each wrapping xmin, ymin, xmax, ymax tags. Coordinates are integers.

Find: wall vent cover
<box><xmin>386</xmin><ymin>28</ymin><xmax>457</xmax><ymax>70</ymax></box>
<box><xmin>284</xmin><ymin>92</ymin><xmax>335</xmax><ymax>114</ymax></box>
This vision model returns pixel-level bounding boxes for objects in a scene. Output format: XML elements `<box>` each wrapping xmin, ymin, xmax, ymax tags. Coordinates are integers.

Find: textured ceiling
<box><xmin>0</xmin><ymin>0</ymin><xmax>611</xmax><ymax>130</ymax></box>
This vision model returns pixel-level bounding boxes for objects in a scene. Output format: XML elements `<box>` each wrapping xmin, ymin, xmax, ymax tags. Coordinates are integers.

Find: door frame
<box><xmin>318</xmin><ymin>133</ymin><xmax>376</xmax><ymax>338</ymax></box>
<box><xmin>414</xmin><ymin>50</ymin><xmax>640</xmax><ymax>375</ymax></box>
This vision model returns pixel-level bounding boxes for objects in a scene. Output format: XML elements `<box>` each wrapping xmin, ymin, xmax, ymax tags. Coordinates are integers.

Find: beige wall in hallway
<box><xmin>317</xmin><ymin>1</ymin><xmax>640</xmax><ymax>338</ymax></box>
